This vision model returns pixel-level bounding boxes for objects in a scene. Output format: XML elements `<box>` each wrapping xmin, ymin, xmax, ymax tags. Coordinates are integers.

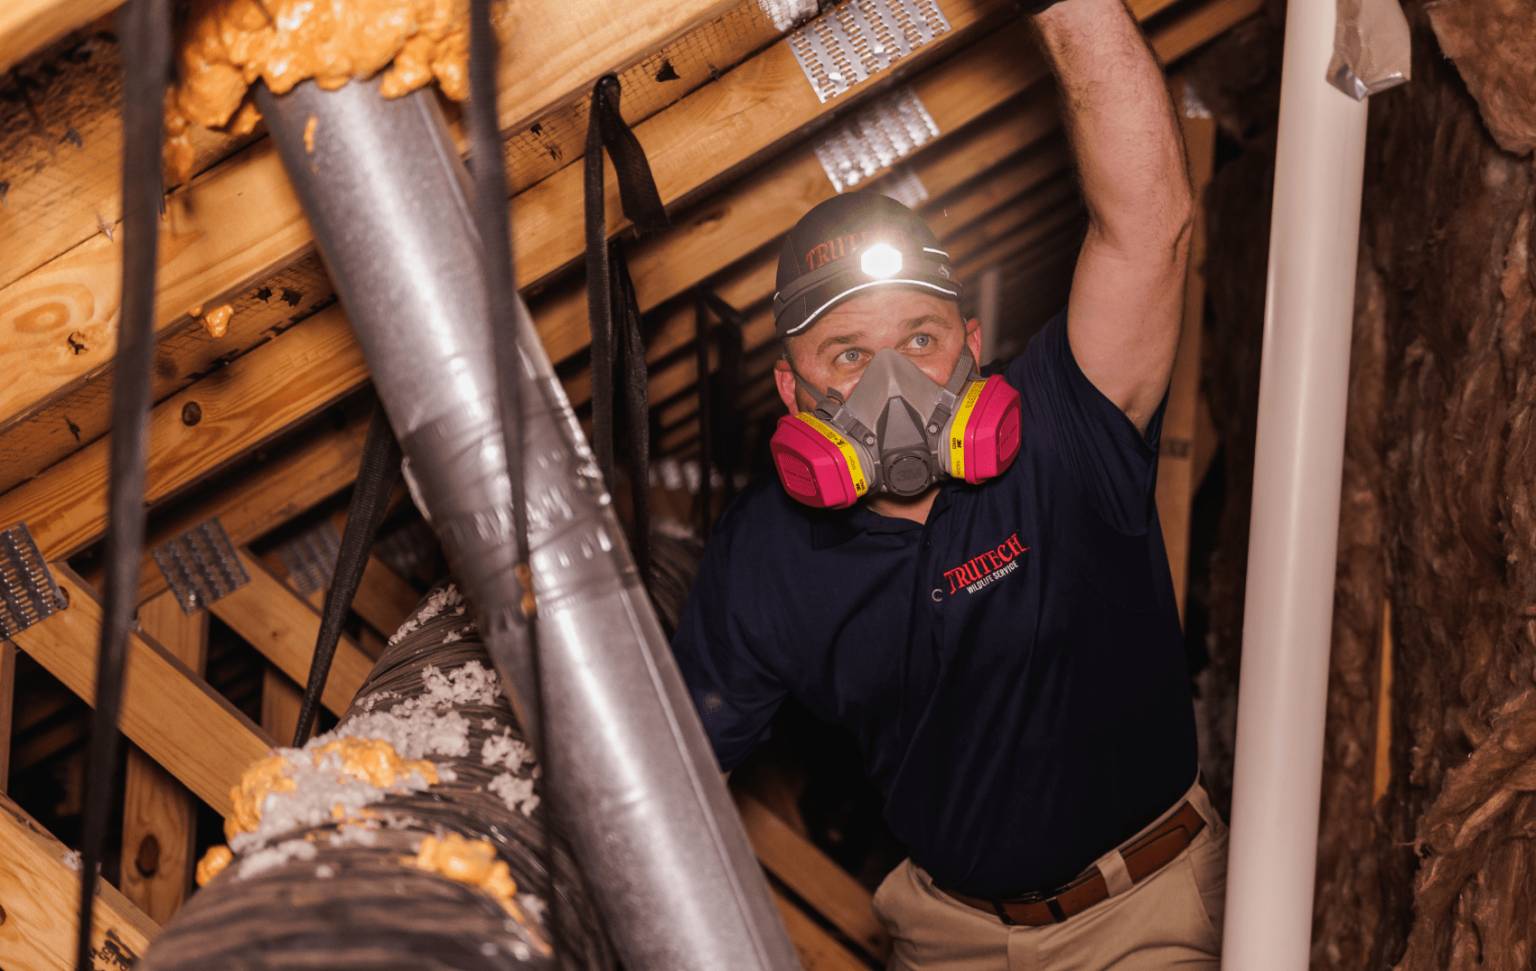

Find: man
<box><xmin>670</xmin><ymin>0</ymin><xmax>1225</xmax><ymax>966</ymax></box>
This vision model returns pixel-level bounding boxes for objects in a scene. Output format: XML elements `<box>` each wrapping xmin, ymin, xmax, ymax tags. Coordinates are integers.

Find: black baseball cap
<box><xmin>773</xmin><ymin>191</ymin><xmax>962</xmax><ymax>339</ymax></box>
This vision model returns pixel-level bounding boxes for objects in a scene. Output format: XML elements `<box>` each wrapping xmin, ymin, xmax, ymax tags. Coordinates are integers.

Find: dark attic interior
<box><xmin>1</xmin><ymin>0</ymin><xmax>1534</xmax><ymax>968</ymax></box>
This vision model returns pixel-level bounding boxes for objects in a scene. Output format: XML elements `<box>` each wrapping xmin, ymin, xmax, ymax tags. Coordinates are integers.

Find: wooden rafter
<box><xmin>0</xmin><ymin>0</ymin><xmax>1003</xmax><ymax>438</ymax></box>
<box><xmin>10</xmin><ymin>566</ymin><xmax>270</xmax><ymax>816</ymax></box>
<box><xmin>121</xmin><ymin>594</ymin><xmax>204</xmax><ymax>923</ymax></box>
<box><xmin>1</xmin><ymin>791</ymin><xmax>159</xmax><ymax>971</ymax></box>
<box><xmin>0</xmin><ymin>0</ymin><xmax>120</xmax><ymax>74</ymax></box>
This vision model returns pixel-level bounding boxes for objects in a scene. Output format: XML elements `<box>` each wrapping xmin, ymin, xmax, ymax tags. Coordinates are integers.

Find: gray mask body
<box><xmin>797</xmin><ymin>346</ymin><xmax>976</xmax><ymax>497</ymax></box>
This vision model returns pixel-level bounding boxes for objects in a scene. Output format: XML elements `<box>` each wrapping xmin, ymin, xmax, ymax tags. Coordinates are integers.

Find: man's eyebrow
<box><xmin>816</xmin><ymin>330</ymin><xmax>864</xmax><ymax>356</ymax></box>
<box><xmin>902</xmin><ymin>314</ymin><xmax>949</xmax><ymax>331</ymax></box>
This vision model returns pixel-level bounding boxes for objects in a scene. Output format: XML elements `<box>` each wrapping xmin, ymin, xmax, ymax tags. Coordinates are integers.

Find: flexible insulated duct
<box><xmin>251</xmin><ymin>77</ymin><xmax>799</xmax><ymax>971</ymax></box>
<box><xmin>137</xmin><ymin>584</ymin><xmax>613</xmax><ymax>971</ymax></box>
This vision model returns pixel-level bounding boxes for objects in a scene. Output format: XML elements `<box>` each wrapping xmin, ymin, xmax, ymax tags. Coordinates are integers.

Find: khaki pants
<box><xmin>872</xmin><ymin>780</ymin><xmax>1228</xmax><ymax>971</ymax></box>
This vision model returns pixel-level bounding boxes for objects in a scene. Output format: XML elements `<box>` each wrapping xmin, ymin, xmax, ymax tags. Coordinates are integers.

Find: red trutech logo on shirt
<box><xmin>944</xmin><ymin>533</ymin><xmax>1030</xmax><ymax>595</ymax></box>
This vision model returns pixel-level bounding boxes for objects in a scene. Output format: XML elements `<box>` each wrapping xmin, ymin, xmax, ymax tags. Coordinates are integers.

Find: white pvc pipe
<box><xmin>1220</xmin><ymin>0</ymin><xmax>1369</xmax><ymax>964</ymax></box>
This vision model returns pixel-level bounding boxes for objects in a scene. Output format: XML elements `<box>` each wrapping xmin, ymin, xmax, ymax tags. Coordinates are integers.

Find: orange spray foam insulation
<box><xmin>162</xmin><ymin>0</ymin><xmax>513</xmax><ymax>182</ymax></box>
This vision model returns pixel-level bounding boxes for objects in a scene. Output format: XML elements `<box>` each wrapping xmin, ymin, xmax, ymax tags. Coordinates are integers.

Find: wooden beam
<box><xmin>262</xmin><ymin>666</ymin><xmax>305</xmax><ymax>746</ymax></box>
<box><xmin>0</xmin><ymin>0</ymin><xmax>120</xmax><ymax>73</ymax></box>
<box><xmin>0</xmin><ymin>256</ymin><xmax>338</xmax><ymax>499</ymax></box>
<box><xmin>0</xmin><ymin>0</ymin><xmax>734</xmax><ymax>368</ymax></box>
<box><xmin>959</xmin><ymin>209</ymin><xmax>1088</xmax><ymax>279</ymax></box>
<box><xmin>130</xmin><ymin>411</ymin><xmax>371</xmax><ymax>604</ymax></box>
<box><xmin>510</xmin><ymin>0</ymin><xmax>1004</xmax><ymax>292</ymax></box>
<box><xmin>0</xmin><ymin>0</ymin><xmax>999</xmax><ymax>437</ymax></box>
<box><xmin>945</xmin><ymin>181</ymin><xmax>1083</xmax><ymax>268</ymax></box>
<box><xmin>737</xmin><ymin>790</ymin><xmax>890</xmax><ymax>962</ymax></box>
<box><xmin>121</xmin><ymin>592</ymin><xmax>205</xmax><ymax>924</ymax></box>
<box><xmin>353</xmin><ymin>557</ymin><xmax>417</xmax><ymax>640</ymax></box>
<box><xmin>922</xmin><ymin>140</ymin><xmax>1073</xmax><ymax>241</ymax></box>
<box><xmin>1154</xmin><ymin>98</ymin><xmax>1217</xmax><ymax>620</ymax></box>
<box><xmin>771</xmin><ymin>887</ymin><xmax>871</xmax><ymax>971</ymax></box>
<box><xmin>209</xmin><ymin>551</ymin><xmax>373</xmax><ymax>718</ymax></box>
<box><xmin>0</xmin><ymin>792</ymin><xmax>159</xmax><ymax>971</ymax></box>
<box><xmin>10</xmin><ymin>565</ymin><xmax>270</xmax><ymax>816</ymax></box>
<box><xmin>0</xmin><ymin>305</ymin><xmax>369</xmax><ymax>562</ymax></box>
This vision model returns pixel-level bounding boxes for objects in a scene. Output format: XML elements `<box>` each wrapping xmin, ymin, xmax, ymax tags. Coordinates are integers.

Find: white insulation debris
<box><xmin>233</xmin><ymin>656</ymin><xmax>504</xmax><ymax>857</ymax></box>
<box><xmin>388</xmin><ymin>584</ymin><xmax>467</xmax><ymax>646</ymax></box>
<box><xmin>482</xmin><ymin>730</ymin><xmax>533</xmax><ymax>772</ymax></box>
<box><xmin>238</xmin><ymin>838</ymin><xmax>317</xmax><ymax>879</ymax></box>
<box><xmin>489</xmin><ymin>773</ymin><xmax>540</xmax><ymax>816</ymax></box>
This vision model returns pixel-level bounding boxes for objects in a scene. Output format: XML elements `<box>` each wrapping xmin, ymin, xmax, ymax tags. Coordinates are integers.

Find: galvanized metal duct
<box><xmin>251</xmin><ymin>77</ymin><xmax>798</xmax><ymax>971</ymax></box>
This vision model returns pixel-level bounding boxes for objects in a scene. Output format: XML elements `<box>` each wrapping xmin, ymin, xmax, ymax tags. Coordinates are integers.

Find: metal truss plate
<box><xmin>152</xmin><ymin>518</ymin><xmax>251</xmax><ymax>615</ymax></box>
<box><xmin>0</xmin><ymin>522</ymin><xmax>64</xmax><ymax>637</ymax></box>
<box><xmin>788</xmin><ymin>0</ymin><xmax>951</xmax><ymax>103</ymax></box>
<box><xmin>275</xmin><ymin>519</ymin><xmax>342</xmax><ymax>597</ymax></box>
<box><xmin>813</xmin><ymin>86</ymin><xmax>940</xmax><ymax>192</ymax></box>
<box><xmin>881</xmin><ymin>164</ymin><xmax>930</xmax><ymax>208</ymax></box>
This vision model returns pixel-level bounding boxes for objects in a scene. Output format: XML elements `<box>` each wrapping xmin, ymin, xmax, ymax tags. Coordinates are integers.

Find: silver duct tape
<box><xmin>151</xmin><ymin>518</ymin><xmax>251</xmax><ymax>616</ymax></box>
<box><xmin>0</xmin><ymin>522</ymin><xmax>64</xmax><ymax>638</ymax></box>
<box><xmin>788</xmin><ymin>0</ymin><xmax>950</xmax><ymax>103</ymax></box>
<box><xmin>813</xmin><ymin>86</ymin><xmax>940</xmax><ymax>192</ymax></box>
<box><xmin>275</xmin><ymin>519</ymin><xmax>342</xmax><ymax>595</ymax></box>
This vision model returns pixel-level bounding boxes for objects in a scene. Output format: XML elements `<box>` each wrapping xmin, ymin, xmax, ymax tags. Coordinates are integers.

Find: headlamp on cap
<box><xmin>773</xmin><ymin>241</ymin><xmax>963</xmax><ymax>338</ymax></box>
<box><xmin>859</xmin><ymin>242</ymin><xmax>903</xmax><ymax>279</ymax></box>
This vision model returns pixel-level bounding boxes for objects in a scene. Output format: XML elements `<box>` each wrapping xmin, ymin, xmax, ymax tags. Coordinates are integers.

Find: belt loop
<box><xmin>1097</xmin><ymin>850</ymin><xmax>1134</xmax><ymax>897</ymax></box>
<box><xmin>991</xmin><ymin>900</ymin><xmax>1016</xmax><ymax>926</ymax></box>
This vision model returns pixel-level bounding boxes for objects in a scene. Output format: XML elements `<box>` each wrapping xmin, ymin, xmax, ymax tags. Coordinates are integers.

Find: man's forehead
<box><xmin>804</xmin><ymin>291</ymin><xmax>962</xmax><ymax>336</ymax></box>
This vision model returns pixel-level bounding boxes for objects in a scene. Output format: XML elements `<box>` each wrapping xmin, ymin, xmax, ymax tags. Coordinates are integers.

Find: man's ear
<box><xmin>965</xmin><ymin>316</ymin><xmax>983</xmax><ymax>367</ymax></box>
<box><xmin>773</xmin><ymin>360</ymin><xmax>800</xmax><ymax>414</ymax></box>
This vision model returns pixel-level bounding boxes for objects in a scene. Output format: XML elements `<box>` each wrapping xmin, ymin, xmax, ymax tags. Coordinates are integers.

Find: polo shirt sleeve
<box><xmin>1004</xmin><ymin>308</ymin><xmax>1167</xmax><ymax>535</ymax></box>
<box><xmin>669</xmin><ymin>525</ymin><xmax>790</xmax><ymax>772</ymax></box>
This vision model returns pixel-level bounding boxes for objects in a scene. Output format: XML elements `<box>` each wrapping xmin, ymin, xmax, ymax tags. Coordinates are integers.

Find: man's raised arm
<box><xmin>1034</xmin><ymin>0</ymin><xmax>1193</xmax><ymax>433</ymax></box>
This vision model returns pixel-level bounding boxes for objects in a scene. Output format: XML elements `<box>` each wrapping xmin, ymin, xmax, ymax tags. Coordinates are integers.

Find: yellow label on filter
<box><xmin>947</xmin><ymin>381</ymin><xmax>986</xmax><ymax>480</ymax></box>
<box><xmin>795</xmin><ymin>413</ymin><xmax>869</xmax><ymax>497</ymax></box>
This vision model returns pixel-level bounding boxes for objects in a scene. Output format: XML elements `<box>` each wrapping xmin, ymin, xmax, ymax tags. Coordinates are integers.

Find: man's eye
<box><xmin>838</xmin><ymin>349</ymin><xmax>861</xmax><ymax>364</ymax></box>
<box><xmin>909</xmin><ymin>334</ymin><xmax>932</xmax><ymax>349</ymax></box>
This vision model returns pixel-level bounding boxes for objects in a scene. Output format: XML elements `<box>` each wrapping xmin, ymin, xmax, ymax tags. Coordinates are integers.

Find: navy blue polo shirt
<box><xmin>670</xmin><ymin>310</ymin><xmax>1198</xmax><ymax>898</ymax></box>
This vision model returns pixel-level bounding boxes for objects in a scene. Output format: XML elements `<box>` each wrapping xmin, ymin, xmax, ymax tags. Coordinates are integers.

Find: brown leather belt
<box><xmin>940</xmin><ymin>800</ymin><xmax>1206</xmax><ymax>927</ymax></box>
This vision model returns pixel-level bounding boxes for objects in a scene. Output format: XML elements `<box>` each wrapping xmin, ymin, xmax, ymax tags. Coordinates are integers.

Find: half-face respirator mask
<box><xmin>769</xmin><ymin>343</ymin><xmax>1021</xmax><ymax>509</ymax></box>
<box><xmin>768</xmin><ymin>192</ymin><xmax>1022</xmax><ymax>508</ymax></box>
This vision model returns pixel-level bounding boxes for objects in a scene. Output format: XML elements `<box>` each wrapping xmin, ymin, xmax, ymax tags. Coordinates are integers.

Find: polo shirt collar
<box><xmin>805</xmin><ymin>484</ymin><xmax>954</xmax><ymax>550</ymax></box>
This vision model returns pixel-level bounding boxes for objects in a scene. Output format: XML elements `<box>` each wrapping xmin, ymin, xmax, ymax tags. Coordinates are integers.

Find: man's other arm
<box><xmin>1034</xmin><ymin>0</ymin><xmax>1193</xmax><ymax>433</ymax></box>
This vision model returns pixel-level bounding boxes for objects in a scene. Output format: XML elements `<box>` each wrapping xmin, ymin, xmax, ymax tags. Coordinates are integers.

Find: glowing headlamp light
<box><xmin>860</xmin><ymin>242</ymin><xmax>903</xmax><ymax>279</ymax></box>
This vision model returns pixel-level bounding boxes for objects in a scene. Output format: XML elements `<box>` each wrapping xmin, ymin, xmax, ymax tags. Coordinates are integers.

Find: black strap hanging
<box><xmin>466</xmin><ymin>0</ymin><xmax>565</xmax><ymax>959</ymax></box>
<box><xmin>76</xmin><ymin>2</ymin><xmax>169</xmax><ymax>968</ymax></box>
<box><xmin>692</xmin><ymin>288</ymin><xmax>748</xmax><ymax>535</ymax></box>
<box><xmin>583</xmin><ymin>74</ymin><xmax>669</xmax><ymax>576</ymax></box>
<box><xmin>292</xmin><ymin>401</ymin><xmax>401</xmax><ymax>746</ymax></box>
<box><xmin>613</xmin><ymin>245</ymin><xmax>652</xmax><ymax>579</ymax></box>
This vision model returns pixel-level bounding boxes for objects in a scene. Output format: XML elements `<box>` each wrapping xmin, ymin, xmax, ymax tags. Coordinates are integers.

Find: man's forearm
<box><xmin>1033</xmin><ymin>0</ymin><xmax>1191</xmax><ymax>254</ymax></box>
